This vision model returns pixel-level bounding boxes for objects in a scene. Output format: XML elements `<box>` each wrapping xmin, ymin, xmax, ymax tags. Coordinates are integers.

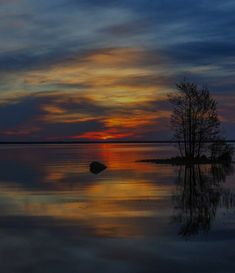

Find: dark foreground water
<box><xmin>0</xmin><ymin>143</ymin><xmax>234</xmax><ymax>273</ymax></box>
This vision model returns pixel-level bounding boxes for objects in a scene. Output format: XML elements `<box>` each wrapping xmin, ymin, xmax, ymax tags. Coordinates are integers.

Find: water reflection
<box><xmin>0</xmin><ymin>144</ymin><xmax>175</xmax><ymax>238</ymax></box>
<box><xmin>0</xmin><ymin>145</ymin><xmax>234</xmax><ymax>273</ymax></box>
<box><xmin>173</xmin><ymin>163</ymin><xmax>234</xmax><ymax>237</ymax></box>
<box><xmin>0</xmin><ymin>144</ymin><xmax>234</xmax><ymax>239</ymax></box>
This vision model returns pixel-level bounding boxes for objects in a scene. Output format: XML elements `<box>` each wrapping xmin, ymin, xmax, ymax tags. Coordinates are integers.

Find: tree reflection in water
<box><xmin>173</xmin><ymin>163</ymin><xmax>235</xmax><ymax>237</ymax></box>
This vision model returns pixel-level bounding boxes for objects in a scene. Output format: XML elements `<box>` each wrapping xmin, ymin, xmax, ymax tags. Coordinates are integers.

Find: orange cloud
<box><xmin>0</xmin><ymin>47</ymin><xmax>174</xmax><ymax>140</ymax></box>
<box><xmin>23</xmin><ymin>47</ymin><xmax>171</xmax><ymax>106</ymax></box>
<box><xmin>71</xmin><ymin>129</ymin><xmax>133</xmax><ymax>140</ymax></box>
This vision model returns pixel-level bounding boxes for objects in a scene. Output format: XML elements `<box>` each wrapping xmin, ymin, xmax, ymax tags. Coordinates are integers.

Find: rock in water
<box><xmin>89</xmin><ymin>161</ymin><xmax>107</xmax><ymax>174</ymax></box>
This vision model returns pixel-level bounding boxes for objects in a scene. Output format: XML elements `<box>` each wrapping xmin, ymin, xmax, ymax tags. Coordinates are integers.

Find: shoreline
<box><xmin>0</xmin><ymin>140</ymin><xmax>235</xmax><ymax>145</ymax></box>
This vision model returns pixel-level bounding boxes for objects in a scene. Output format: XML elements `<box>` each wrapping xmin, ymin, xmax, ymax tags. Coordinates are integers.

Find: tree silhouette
<box><xmin>169</xmin><ymin>80</ymin><xmax>220</xmax><ymax>159</ymax></box>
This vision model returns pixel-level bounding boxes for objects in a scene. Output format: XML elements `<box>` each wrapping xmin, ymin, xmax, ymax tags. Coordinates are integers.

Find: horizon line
<box><xmin>0</xmin><ymin>140</ymin><xmax>235</xmax><ymax>144</ymax></box>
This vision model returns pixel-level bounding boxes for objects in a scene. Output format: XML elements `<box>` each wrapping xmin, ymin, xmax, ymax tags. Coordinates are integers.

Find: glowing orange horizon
<box><xmin>71</xmin><ymin>129</ymin><xmax>134</xmax><ymax>140</ymax></box>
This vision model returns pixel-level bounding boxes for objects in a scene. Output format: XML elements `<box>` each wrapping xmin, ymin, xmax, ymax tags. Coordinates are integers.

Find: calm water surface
<box><xmin>0</xmin><ymin>144</ymin><xmax>234</xmax><ymax>273</ymax></box>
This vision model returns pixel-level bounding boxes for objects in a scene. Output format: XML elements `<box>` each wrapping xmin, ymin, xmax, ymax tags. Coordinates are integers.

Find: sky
<box><xmin>0</xmin><ymin>0</ymin><xmax>235</xmax><ymax>141</ymax></box>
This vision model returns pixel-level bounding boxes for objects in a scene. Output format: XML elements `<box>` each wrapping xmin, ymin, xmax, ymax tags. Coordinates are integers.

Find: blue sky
<box><xmin>0</xmin><ymin>0</ymin><xmax>234</xmax><ymax>140</ymax></box>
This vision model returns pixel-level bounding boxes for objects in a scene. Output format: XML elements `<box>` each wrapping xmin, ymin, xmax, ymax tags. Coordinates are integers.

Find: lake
<box><xmin>0</xmin><ymin>143</ymin><xmax>234</xmax><ymax>273</ymax></box>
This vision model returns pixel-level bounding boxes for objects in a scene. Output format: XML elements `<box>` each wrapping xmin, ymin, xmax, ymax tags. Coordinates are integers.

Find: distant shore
<box><xmin>0</xmin><ymin>140</ymin><xmax>179</xmax><ymax>145</ymax></box>
<box><xmin>0</xmin><ymin>140</ymin><xmax>235</xmax><ymax>145</ymax></box>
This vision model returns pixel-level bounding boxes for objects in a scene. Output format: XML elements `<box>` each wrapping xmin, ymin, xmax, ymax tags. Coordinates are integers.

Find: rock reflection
<box><xmin>173</xmin><ymin>163</ymin><xmax>234</xmax><ymax>237</ymax></box>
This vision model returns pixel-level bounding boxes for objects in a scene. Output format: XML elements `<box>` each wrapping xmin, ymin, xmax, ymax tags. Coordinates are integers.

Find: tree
<box><xmin>168</xmin><ymin>80</ymin><xmax>220</xmax><ymax>159</ymax></box>
<box><xmin>209</xmin><ymin>139</ymin><xmax>234</xmax><ymax>162</ymax></box>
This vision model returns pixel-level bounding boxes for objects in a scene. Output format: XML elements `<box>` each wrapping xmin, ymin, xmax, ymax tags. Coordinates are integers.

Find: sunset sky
<box><xmin>0</xmin><ymin>0</ymin><xmax>235</xmax><ymax>141</ymax></box>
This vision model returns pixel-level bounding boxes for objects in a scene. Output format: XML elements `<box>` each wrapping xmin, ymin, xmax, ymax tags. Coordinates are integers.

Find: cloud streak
<box><xmin>0</xmin><ymin>0</ymin><xmax>234</xmax><ymax>140</ymax></box>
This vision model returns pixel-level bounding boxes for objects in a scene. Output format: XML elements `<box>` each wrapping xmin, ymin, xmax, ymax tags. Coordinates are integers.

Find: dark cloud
<box><xmin>0</xmin><ymin>93</ymin><xmax>108</xmax><ymax>140</ymax></box>
<box><xmin>100</xmin><ymin>19</ymin><xmax>152</xmax><ymax>37</ymax></box>
<box><xmin>0</xmin><ymin>96</ymin><xmax>44</xmax><ymax>131</ymax></box>
<box><xmin>0</xmin><ymin>46</ymin><xmax>81</xmax><ymax>73</ymax></box>
<box><xmin>0</xmin><ymin>91</ymin><xmax>174</xmax><ymax>141</ymax></box>
<box><xmin>38</xmin><ymin>120</ymin><xmax>106</xmax><ymax>139</ymax></box>
<box><xmin>164</xmin><ymin>41</ymin><xmax>235</xmax><ymax>65</ymax></box>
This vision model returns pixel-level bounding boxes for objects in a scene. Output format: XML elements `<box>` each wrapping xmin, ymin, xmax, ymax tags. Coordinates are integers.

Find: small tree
<box><xmin>169</xmin><ymin>80</ymin><xmax>220</xmax><ymax>159</ymax></box>
<box><xmin>209</xmin><ymin>139</ymin><xmax>234</xmax><ymax>162</ymax></box>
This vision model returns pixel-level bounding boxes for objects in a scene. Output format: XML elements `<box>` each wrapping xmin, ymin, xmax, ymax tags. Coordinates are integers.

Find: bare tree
<box><xmin>169</xmin><ymin>80</ymin><xmax>220</xmax><ymax>159</ymax></box>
